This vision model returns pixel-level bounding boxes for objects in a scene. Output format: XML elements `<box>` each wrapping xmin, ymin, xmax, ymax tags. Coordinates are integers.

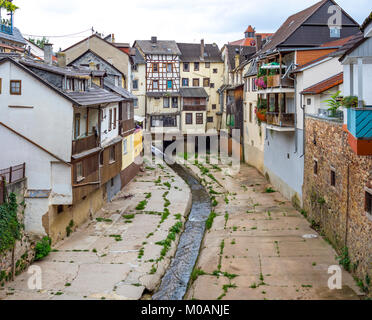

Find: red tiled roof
<box><xmin>302</xmin><ymin>72</ymin><xmax>343</xmax><ymax>95</ymax></box>
<box><xmin>320</xmin><ymin>36</ymin><xmax>354</xmax><ymax>48</ymax></box>
<box><xmin>229</xmin><ymin>33</ymin><xmax>273</xmax><ymax>47</ymax></box>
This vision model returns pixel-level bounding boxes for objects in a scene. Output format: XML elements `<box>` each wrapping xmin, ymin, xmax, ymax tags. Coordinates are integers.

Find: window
<box><xmin>123</xmin><ymin>139</ymin><xmax>128</xmax><ymax>155</ymax></box>
<box><xmin>74</xmin><ymin>113</ymin><xmax>80</xmax><ymax>139</ymax></box>
<box><xmin>203</xmin><ymin>78</ymin><xmax>210</xmax><ymax>87</ymax></box>
<box><xmin>163</xmin><ymin>97</ymin><xmax>170</xmax><ymax>108</ymax></box>
<box><xmin>314</xmin><ymin>160</ymin><xmax>318</xmax><ymax>175</ymax></box>
<box><xmin>127</xmin><ymin>103</ymin><xmax>131</xmax><ymax>120</ymax></box>
<box><xmin>307</xmin><ymin>98</ymin><xmax>312</xmax><ymax>105</ymax></box>
<box><xmin>183</xmin><ymin>63</ymin><xmax>190</xmax><ymax>72</ymax></box>
<box><xmin>330</xmin><ymin>27</ymin><xmax>340</xmax><ymax>38</ymax></box>
<box><xmin>172</xmin><ymin>97</ymin><xmax>178</xmax><ymax>108</ymax></box>
<box><xmin>133</xmin><ymin>79</ymin><xmax>138</xmax><ymax>90</ymax></box>
<box><xmin>76</xmin><ymin>162</ymin><xmax>84</xmax><ymax>182</ymax></box>
<box><xmin>252</xmin><ymin>78</ymin><xmax>257</xmax><ymax>91</ymax></box>
<box><xmin>151</xmin><ymin>115</ymin><xmax>177</xmax><ymax>127</ymax></box>
<box><xmin>331</xmin><ymin>169</ymin><xmax>336</xmax><ymax>187</ymax></box>
<box><xmin>10</xmin><ymin>80</ymin><xmax>21</xmax><ymax>95</ymax></box>
<box><xmin>212</xmin><ymin>104</ymin><xmax>217</xmax><ymax>110</ymax></box>
<box><xmin>185</xmin><ymin>113</ymin><xmax>193</xmax><ymax>125</ymax></box>
<box><xmin>111</xmin><ymin>178</ymin><xmax>114</xmax><ymax>187</ymax></box>
<box><xmin>196</xmin><ymin>113</ymin><xmax>204</xmax><ymax>125</ymax></box>
<box><xmin>167</xmin><ymin>80</ymin><xmax>173</xmax><ymax>89</ymax></box>
<box><xmin>153</xmin><ymin>63</ymin><xmax>159</xmax><ymax>72</ymax></box>
<box><xmin>207</xmin><ymin>116</ymin><xmax>214</xmax><ymax>123</ymax></box>
<box><xmin>167</xmin><ymin>63</ymin><xmax>173</xmax><ymax>73</ymax></box>
<box><xmin>182</xmin><ymin>78</ymin><xmax>189</xmax><ymax>87</ymax></box>
<box><xmin>193</xmin><ymin>78</ymin><xmax>200</xmax><ymax>87</ymax></box>
<box><xmin>365</xmin><ymin>190</ymin><xmax>372</xmax><ymax>216</ymax></box>
<box><xmin>109</xmin><ymin>109</ymin><xmax>113</xmax><ymax>131</ymax></box>
<box><xmin>213</xmin><ymin>68</ymin><xmax>218</xmax><ymax>74</ymax></box>
<box><xmin>205</xmin><ymin>62</ymin><xmax>210</xmax><ymax>68</ymax></box>
<box><xmin>249</xmin><ymin>103</ymin><xmax>252</xmax><ymax>123</ymax></box>
<box><xmin>114</xmin><ymin>76</ymin><xmax>119</xmax><ymax>87</ymax></box>
<box><xmin>134</xmin><ymin>100</ymin><xmax>138</xmax><ymax>108</ymax></box>
<box><xmin>66</xmin><ymin>78</ymin><xmax>74</xmax><ymax>91</ymax></box>
<box><xmin>110</xmin><ymin>146</ymin><xmax>116</xmax><ymax>162</ymax></box>
<box><xmin>153</xmin><ymin>80</ymin><xmax>159</xmax><ymax>89</ymax></box>
<box><xmin>194</xmin><ymin>62</ymin><xmax>199</xmax><ymax>71</ymax></box>
<box><xmin>210</xmin><ymin>83</ymin><xmax>215</xmax><ymax>88</ymax></box>
<box><xmin>114</xmin><ymin>108</ymin><xmax>117</xmax><ymax>129</ymax></box>
<box><xmin>57</xmin><ymin>205</ymin><xmax>64</xmax><ymax>214</ymax></box>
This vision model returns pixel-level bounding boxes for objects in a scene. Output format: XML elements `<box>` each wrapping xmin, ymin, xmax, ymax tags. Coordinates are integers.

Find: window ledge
<box><xmin>109</xmin><ymin>160</ymin><xmax>116</xmax><ymax>165</ymax></box>
<box><xmin>77</xmin><ymin>177</ymin><xmax>85</xmax><ymax>183</ymax></box>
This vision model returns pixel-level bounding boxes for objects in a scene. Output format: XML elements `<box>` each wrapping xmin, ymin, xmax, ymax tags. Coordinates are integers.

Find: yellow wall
<box><xmin>134</xmin><ymin>129</ymin><xmax>143</xmax><ymax>158</ymax></box>
<box><xmin>180</xmin><ymin>61</ymin><xmax>224</xmax><ymax>131</ymax></box>
<box><xmin>122</xmin><ymin>133</ymin><xmax>135</xmax><ymax>171</ymax></box>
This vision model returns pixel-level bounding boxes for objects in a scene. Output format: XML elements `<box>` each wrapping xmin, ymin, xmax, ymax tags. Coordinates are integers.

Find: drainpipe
<box><xmin>294</xmin><ymin>73</ymin><xmax>298</xmax><ymax>154</ymax></box>
<box><xmin>300</xmin><ymin>93</ymin><xmax>306</xmax><ymax>158</ymax></box>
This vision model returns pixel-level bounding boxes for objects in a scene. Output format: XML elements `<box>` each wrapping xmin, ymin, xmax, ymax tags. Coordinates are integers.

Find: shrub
<box><xmin>34</xmin><ymin>237</ymin><xmax>51</xmax><ymax>261</ymax></box>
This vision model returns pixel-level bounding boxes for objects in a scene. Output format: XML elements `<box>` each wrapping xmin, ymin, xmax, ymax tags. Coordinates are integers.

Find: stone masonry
<box><xmin>303</xmin><ymin>115</ymin><xmax>372</xmax><ymax>295</ymax></box>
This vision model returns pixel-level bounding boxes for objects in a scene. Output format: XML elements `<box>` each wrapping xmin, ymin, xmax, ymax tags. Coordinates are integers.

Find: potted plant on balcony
<box><xmin>342</xmin><ymin>96</ymin><xmax>359</xmax><ymax>109</ymax></box>
<box><xmin>255</xmin><ymin>99</ymin><xmax>267</xmax><ymax>122</ymax></box>
<box><xmin>323</xmin><ymin>90</ymin><xmax>342</xmax><ymax>118</ymax></box>
<box><xmin>255</xmin><ymin>77</ymin><xmax>267</xmax><ymax>90</ymax></box>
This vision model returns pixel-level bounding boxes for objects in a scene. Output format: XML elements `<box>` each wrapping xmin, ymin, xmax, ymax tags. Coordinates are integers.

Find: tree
<box><xmin>0</xmin><ymin>0</ymin><xmax>18</xmax><ymax>12</ymax></box>
<box><xmin>28</xmin><ymin>37</ymin><xmax>49</xmax><ymax>49</ymax></box>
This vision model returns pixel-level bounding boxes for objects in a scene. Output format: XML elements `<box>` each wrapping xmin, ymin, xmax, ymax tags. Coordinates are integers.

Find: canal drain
<box><xmin>152</xmin><ymin>162</ymin><xmax>211</xmax><ymax>300</ymax></box>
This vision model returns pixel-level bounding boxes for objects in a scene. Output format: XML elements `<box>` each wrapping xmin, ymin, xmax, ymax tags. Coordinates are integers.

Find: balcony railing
<box><xmin>0</xmin><ymin>23</ymin><xmax>12</xmax><ymax>35</ymax></box>
<box><xmin>72</xmin><ymin>135</ymin><xmax>98</xmax><ymax>155</ymax></box>
<box><xmin>266</xmin><ymin>112</ymin><xmax>295</xmax><ymax>127</ymax></box>
<box><xmin>266</xmin><ymin>74</ymin><xmax>294</xmax><ymax>88</ymax></box>
<box><xmin>183</xmin><ymin>105</ymin><xmax>207</xmax><ymax>111</ymax></box>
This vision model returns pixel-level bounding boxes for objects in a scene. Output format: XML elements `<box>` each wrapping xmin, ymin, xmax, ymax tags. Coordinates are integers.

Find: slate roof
<box><xmin>260</xmin><ymin>0</ymin><xmax>328</xmax><ymax>54</ymax></box>
<box><xmin>226</xmin><ymin>45</ymin><xmax>256</xmax><ymax>70</ymax></box>
<box><xmin>20</xmin><ymin>58</ymin><xmax>92</xmax><ymax>77</ymax></box>
<box><xmin>133</xmin><ymin>47</ymin><xmax>145</xmax><ymax>64</ymax></box>
<box><xmin>65</xmin><ymin>84</ymin><xmax>124</xmax><ymax>106</ymax></box>
<box><xmin>301</xmin><ymin>72</ymin><xmax>343</xmax><ymax>95</ymax></box>
<box><xmin>104</xmin><ymin>79</ymin><xmax>138</xmax><ymax>100</ymax></box>
<box><xmin>180</xmin><ymin>87</ymin><xmax>209</xmax><ymax>98</ymax></box>
<box><xmin>177</xmin><ymin>43</ymin><xmax>222</xmax><ymax>62</ymax></box>
<box><xmin>244</xmin><ymin>60</ymin><xmax>258</xmax><ymax>77</ymax></box>
<box><xmin>135</xmin><ymin>40</ymin><xmax>181</xmax><ymax>55</ymax></box>
<box><xmin>0</xmin><ymin>27</ymin><xmax>27</xmax><ymax>45</ymax></box>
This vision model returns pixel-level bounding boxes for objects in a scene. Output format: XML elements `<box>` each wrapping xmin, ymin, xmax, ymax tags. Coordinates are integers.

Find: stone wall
<box><xmin>303</xmin><ymin>115</ymin><xmax>372</xmax><ymax>294</ymax></box>
<box><xmin>0</xmin><ymin>179</ymin><xmax>35</xmax><ymax>285</ymax></box>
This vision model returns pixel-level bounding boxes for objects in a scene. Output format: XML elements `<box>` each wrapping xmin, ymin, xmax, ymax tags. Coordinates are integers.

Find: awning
<box><xmin>134</xmin><ymin>115</ymin><xmax>146</xmax><ymax>122</ymax></box>
<box><xmin>261</xmin><ymin>62</ymin><xmax>287</xmax><ymax>69</ymax></box>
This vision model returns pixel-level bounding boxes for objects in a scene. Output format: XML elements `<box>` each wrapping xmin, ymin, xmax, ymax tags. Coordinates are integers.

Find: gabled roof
<box><xmin>0</xmin><ymin>27</ymin><xmax>27</xmax><ymax>45</ymax></box>
<box><xmin>65</xmin><ymin>84</ymin><xmax>124</xmax><ymax>106</ymax></box>
<box><xmin>133</xmin><ymin>47</ymin><xmax>145</xmax><ymax>64</ymax></box>
<box><xmin>67</xmin><ymin>49</ymin><xmax>124</xmax><ymax>76</ymax></box>
<box><xmin>244</xmin><ymin>59</ymin><xmax>258</xmax><ymax>77</ymax></box>
<box><xmin>177</xmin><ymin>42</ymin><xmax>222</xmax><ymax>62</ymax></box>
<box><xmin>135</xmin><ymin>40</ymin><xmax>181</xmax><ymax>55</ymax></box>
<box><xmin>0</xmin><ymin>57</ymin><xmax>78</xmax><ymax>105</ymax></box>
<box><xmin>180</xmin><ymin>87</ymin><xmax>209</xmax><ymax>98</ymax></box>
<box><xmin>301</xmin><ymin>72</ymin><xmax>343</xmax><ymax>95</ymax></box>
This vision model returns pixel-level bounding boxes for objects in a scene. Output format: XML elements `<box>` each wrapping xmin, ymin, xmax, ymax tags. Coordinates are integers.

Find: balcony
<box><xmin>0</xmin><ymin>23</ymin><xmax>12</xmax><ymax>35</ymax></box>
<box><xmin>266</xmin><ymin>112</ymin><xmax>295</xmax><ymax>131</ymax></box>
<box><xmin>72</xmin><ymin>134</ymin><xmax>99</xmax><ymax>155</ymax></box>
<box><xmin>256</xmin><ymin>75</ymin><xmax>294</xmax><ymax>94</ymax></box>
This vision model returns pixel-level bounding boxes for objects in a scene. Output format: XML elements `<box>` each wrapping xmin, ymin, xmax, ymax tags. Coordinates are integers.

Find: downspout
<box><xmin>294</xmin><ymin>73</ymin><xmax>298</xmax><ymax>154</ymax></box>
<box><xmin>300</xmin><ymin>93</ymin><xmax>305</xmax><ymax>158</ymax></box>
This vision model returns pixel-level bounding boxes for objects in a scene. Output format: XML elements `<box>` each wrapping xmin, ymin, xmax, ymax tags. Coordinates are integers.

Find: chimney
<box><xmin>44</xmin><ymin>43</ymin><xmax>53</xmax><ymax>65</ymax></box>
<box><xmin>112</xmin><ymin>34</ymin><xmax>115</xmax><ymax>43</ymax></box>
<box><xmin>235</xmin><ymin>48</ymin><xmax>240</xmax><ymax>69</ymax></box>
<box><xmin>57</xmin><ymin>52</ymin><xmax>66</xmax><ymax>68</ymax></box>
<box><xmin>151</xmin><ymin>36</ymin><xmax>157</xmax><ymax>44</ymax></box>
<box><xmin>200</xmin><ymin>39</ymin><xmax>205</xmax><ymax>60</ymax></box>
<box><xmin>255</xmin><ymin>34</ymin><xmax>262</xmax><ymax>51</ymax></box>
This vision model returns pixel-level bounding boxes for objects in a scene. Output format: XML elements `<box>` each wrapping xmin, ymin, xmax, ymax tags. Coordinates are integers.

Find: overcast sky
<box><xmin>13</xmin><ymin>0</ymin><xmax>371</xmax><ymax>51</ymax></box>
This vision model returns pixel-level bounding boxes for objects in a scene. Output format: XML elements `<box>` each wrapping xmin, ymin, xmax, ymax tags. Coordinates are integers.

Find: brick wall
<box><xmin>303</xmin><ymin>115</ymin><xmax>372</xmax><ymax>293</ymax></box>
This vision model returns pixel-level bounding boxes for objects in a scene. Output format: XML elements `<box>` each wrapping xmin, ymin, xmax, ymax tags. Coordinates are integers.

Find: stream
<box><xmin>152</xmin><ymin>161</ymin><xmax>211</xmax><ymax>300</ymax></box>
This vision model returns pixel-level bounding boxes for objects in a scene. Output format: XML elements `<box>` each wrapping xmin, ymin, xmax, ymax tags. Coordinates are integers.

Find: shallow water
<box><xmin>152</xmin><ymin>163</ymin><xmax>211</xmax><ymax>300</ymax></box>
